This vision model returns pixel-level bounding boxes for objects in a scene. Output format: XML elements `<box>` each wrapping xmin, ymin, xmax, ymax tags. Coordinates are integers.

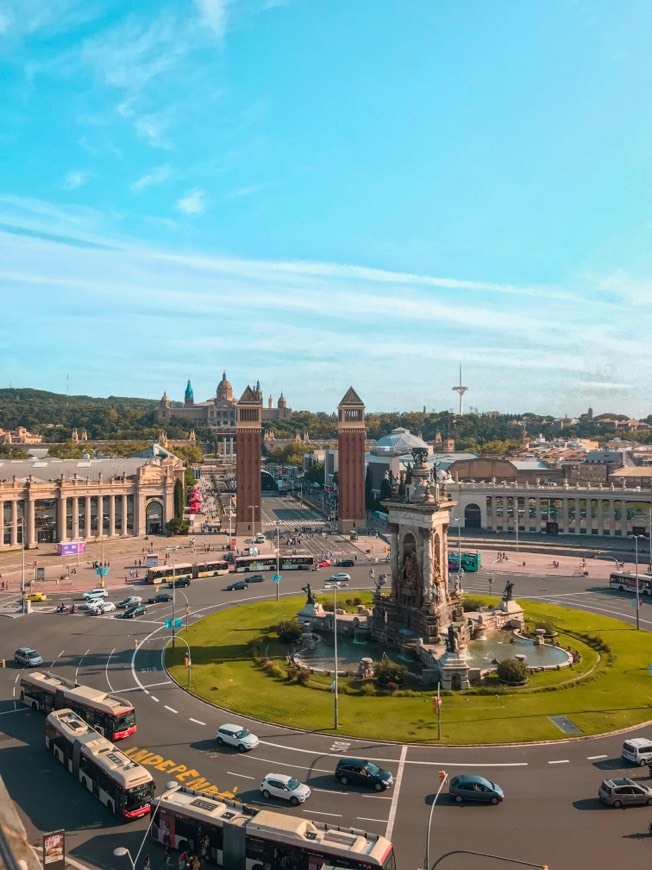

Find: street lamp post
<box><xmin>165</xmin><ymin>546</ymin><xmax>179</xmax><ymax>649</ymax></box>
<box><xmin>114</xmin><ymin>781</ymin><xmax>178</xmax><ymax>870</ymax></box>
<box><xmin>275</xmin><ymin>521</ymin><xmax>281</xmax><ymax>602</ymax></box>
<box><xmin>424</xmin><ymin>770</ymin><xmax>448</xmax><ymax>870</ymax></box>
<box><xmin>324</xmin><ymin>580</ymin><xmax>347</xmax><ymax>729</ymax></box>
<box><xmin>19</xmin><ymin>516</ymin><xmax>26</xmax><ymax>612</ymax></box>
<box><xmin>630</xmin><ymin>534</ymin><xmax>645</xmax><ymax>630</ymax></box>
<box><xmin>163</xmin><ymin>633</ymin><xmax>192</xmax><ymax>687</ymax></box>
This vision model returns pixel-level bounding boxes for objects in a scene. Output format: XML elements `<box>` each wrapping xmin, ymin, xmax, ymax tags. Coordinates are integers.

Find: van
<box><xmin>622</xmin><ymin>737</ymin><xmax>652</xmax><ymax>766</ymax></box>
<box><xmin>255</xmin><ymin>533</ymin><xmax>265</xmax><ymax>544</ymax></box>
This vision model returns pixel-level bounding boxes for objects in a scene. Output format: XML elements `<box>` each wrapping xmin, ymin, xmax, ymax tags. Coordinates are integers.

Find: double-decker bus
<box><xmin>609</xmin><ymin>572</ymin><xmax>652</xmax><ymax>595</ymax></box>
<box><xmin>151</xmin><ymin>785</ymin><xmax>396</xmax><ymax>870</ymax></box>
<box><xmin>234</xmin><ymin>553</ymin><xmax>314</xmax><ymax>572</ymax></box>
<box><xmin>20</xmin><ymin>671</ymin><xmax>136</xmax><ymax>740</ymax></box>
<box><xmin>193</xmin><ymin>559</ymin><xmax>230</xmax><ymax>578</ymax></box>
<box><xmin>448</xmin><ymin>552</ymin><xmax>481</xmax><ymax>573</ymax></box>
<box><xmin>146</xmin><ymin>563</ymin><xmax>194</xmax><ymax>584</ymax></box>
<box><xmin>45</xmin><ymin>709</ymin><xmax>154</xmax><ymax>820</ymax></box>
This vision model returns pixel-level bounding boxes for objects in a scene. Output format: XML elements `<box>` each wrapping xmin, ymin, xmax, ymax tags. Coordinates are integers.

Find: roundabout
<box><xmin>167</xmin><ymin>593</ymin><xmax>652</xmax><ymax>745</ymax></box>
<box><xmin>2</xmin><ymin>514</ymin><xmax>652</xmax><ymax>870</ymax></box>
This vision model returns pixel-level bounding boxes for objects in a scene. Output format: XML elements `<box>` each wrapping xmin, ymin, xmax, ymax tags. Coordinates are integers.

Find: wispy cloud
<box><xmin>131</xmin><ymin>165</ymin><xmax>171</xmax><ymax>193</ymax></box>
<box><xmin>176</xmin><ymin>188</ymin><xmax>207</xmax><ymax>216</ymax></box>
<box><xmin>62</xmin><ymin>170</ymin><xmax>90</xmax><ymax>190</ymax></box>
<box><xmin>224</xmin><ymin>184</ymin><xmax>265</xmax><ymax>201</ymax></box>
<box><xmin>194</xmin><ymin>0</ymin><xmax>229</xmax><ymax>39</ymax></box>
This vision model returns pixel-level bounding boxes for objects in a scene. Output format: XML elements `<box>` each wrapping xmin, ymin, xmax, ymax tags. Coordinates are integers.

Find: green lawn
<box><xmin>167</xmin><ymin>596</ymin><xmax>652</xmax><ymax>744</ymax></box>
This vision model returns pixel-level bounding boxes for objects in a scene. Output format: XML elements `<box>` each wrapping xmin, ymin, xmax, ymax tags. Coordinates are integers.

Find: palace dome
<box><xmin>372</xmin><ymin>427</ymin><xmax>429</xmax><ymax>457</ymax></box>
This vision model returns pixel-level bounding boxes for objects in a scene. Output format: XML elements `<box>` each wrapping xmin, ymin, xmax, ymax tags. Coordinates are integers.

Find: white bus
<box><xmin>21</xmin><ymin>670</ymin><xmax>136</xmax><ymax>740</ymax></box>
<box><xmin>45</xmin><ymin>708</ymin><xmax>154</xmax><ymax>820</ymax></box>
<box><xmin>151</xmin><ymin>785</ymin><xmax>396</xmax><ymax>869</ymax></box>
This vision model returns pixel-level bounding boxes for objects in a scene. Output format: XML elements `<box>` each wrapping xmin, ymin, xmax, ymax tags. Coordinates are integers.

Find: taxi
<box><xmin>26</xmin><ymin>592</ymin><xmax>47</xmax><ymax>602</ymax></box>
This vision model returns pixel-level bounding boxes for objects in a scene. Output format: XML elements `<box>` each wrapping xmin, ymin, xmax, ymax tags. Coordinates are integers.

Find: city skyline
<box><xmin>2</xmin><ymin>1</ymin><xmax>652</xmax><ymax>415</ymax></box>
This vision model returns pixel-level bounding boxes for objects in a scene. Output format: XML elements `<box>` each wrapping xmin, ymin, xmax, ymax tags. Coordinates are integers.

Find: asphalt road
<box><xmin>2</xmin><ymin>497</ymin><xmax>652</xmax><ymax>870</ymax></box>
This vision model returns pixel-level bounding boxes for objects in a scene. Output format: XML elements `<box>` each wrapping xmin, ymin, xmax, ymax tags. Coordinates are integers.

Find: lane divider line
<box><xmin>385</xmin><ymin>744</ymin><xmax>407</xmax><ymax>842</ymax></box>
<box><xmin>164</xmin><ymin>705</ymin><xmax>178</xmax><ymax>713</ymax></box>
<box><xmin>548</xmin><ymin>759</ymin><xmax>570</xmax><ymax>764</ymax></box>
<box><xmin>189</xmin><ymin>718</ymin><xmax>207</xmax><ymax>726</ymax></box>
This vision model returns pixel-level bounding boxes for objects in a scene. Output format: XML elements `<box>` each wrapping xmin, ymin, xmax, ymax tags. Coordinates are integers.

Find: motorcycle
<box><xmin>56</xmin><ymin>603</ymin><xmax>70</xmax><ymax>614</ymax></box>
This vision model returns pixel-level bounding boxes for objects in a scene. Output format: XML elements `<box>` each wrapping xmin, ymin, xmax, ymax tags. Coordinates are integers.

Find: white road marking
<box><xmin>189</xmin><ymin>718</ymin><xmax>206</xmax><ymax>726</ymax></box>
<box><xmin>151</xmin><ymin>696</ymin><xmax>159</xmax><ymax>702</ymax></box>
<box><xmin>304</xmin><ymin>810</ymin><xmax>342</xmax><ymax>817</ymax></box>
<box><xmin>363</xmin><ymin>793</ymin><xmax>393</xmax><ymax>800</ymax></box>
<box><xmin>227</xmin><ymin>771</ymin><xmax>255</xmax><ymax>779</ymax></box>
<box><xmin>587</xmin><ymin>755</ymin><xmax>608</xmax><ymax>760</ymax></box>
<box><xmin>164</xmin><ymin>705</ymin><xmax>178</xmax><ymax>713</ymax></box>
<box><xmin>358</xmin><ymin>817</ymin><xmax>388</xmax><ymax>823</ymax></box>
<box><xmin>385</xmin><ymin>744</ymin><xmax>406</xmax><ymax>842</ymax></box>
<box><xmin>548</xmin><ymin>759</ymin><xmax>570</xmax><ymax>764</ymax></box>
<box><xmin>105</xmin><ymin>648</ymin><xmax>116</xmax><ymax>692</ymax></box>
<box><xmin>0</xmin><ymin>708</ymin><xmax>28</xmax><ymax>715</ymax></box>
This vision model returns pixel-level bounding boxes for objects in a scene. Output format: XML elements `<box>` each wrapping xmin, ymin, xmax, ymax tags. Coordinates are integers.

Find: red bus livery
<box><xmin>20</xmin><ymin>671</ymin><xmax>136</xmax><ymax>740</ymax></box>
<box><xmin>45</xmin><ymin>708</ymin><xmax>154</xmax><ymax>820</ymax></box>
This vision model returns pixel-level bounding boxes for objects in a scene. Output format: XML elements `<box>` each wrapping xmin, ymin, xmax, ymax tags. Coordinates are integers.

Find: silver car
<box><xmin>598</xmin><ymin>778</ymin><xmax>652</xmax><ymax>807</ymax></box>
<box><xmin>260</xmin><ymin>773</ymin><xmax>311</xmax><ymax>805</ymax></box>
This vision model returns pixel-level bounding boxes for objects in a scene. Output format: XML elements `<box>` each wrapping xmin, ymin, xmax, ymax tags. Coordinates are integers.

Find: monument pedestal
<box><xmin>438</xmin><ymin>650</ymin><xmax>470</xmax><ymax>690</ymax></box>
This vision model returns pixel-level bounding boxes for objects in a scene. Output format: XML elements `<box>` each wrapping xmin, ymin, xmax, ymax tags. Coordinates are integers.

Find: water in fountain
<box><xmin>466</xmin><ymin>630</ymin><xmax>569</xmax><ymax>668</ymax></box>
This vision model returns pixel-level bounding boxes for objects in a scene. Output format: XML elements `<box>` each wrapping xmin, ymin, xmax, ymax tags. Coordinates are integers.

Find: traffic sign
<box><xmin>271</xmin><ymin>574</ymin><xmax>282</xmax><ymax>583</ymax></box>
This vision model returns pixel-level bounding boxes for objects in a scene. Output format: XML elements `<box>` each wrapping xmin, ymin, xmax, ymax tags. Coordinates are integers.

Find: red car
<box><xmin>318</xmin><ymin>559</ymin><xmax>331</xmax><ymax>568</ymax></box>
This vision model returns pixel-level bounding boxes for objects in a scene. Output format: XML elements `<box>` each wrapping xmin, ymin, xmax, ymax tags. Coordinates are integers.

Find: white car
<box><xmin>260</xmin><ymin>773</ymin><xmax>311</xmax><ymax>805</ymax></box>
<box><xmin>215</xmin><ymin>723</ymin><xmax>259</xmax><ymax>752</ymax></box>
<box><xmin>99</xmin><ymin>600</ymin><xmax>116</xmax><ymax>613</ymax></box>
<box><xmin>83</xmin><ymin>588</ymin><xmax>108</xmax><ymax>601</ymax></box>
<box><xmin>329</xmin><ymin>572</ymin><xmax>351</xmax><ymax>582</ymax></box>
<box><xmin>86</xmin><ymin>601</ymin><xmax>104</xmax><ymax>614</ymax></box>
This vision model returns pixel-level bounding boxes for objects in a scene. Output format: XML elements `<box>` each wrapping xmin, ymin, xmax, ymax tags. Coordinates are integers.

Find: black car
<box><xmin>335</xmin><ymin>758</ymin><xmax>393</xmax><ymax>791</ymax></box>
<box><xmin>168</xmin><ymin>576</ymin><xmax>191</xmax><ymax>588</ymax></box>
<box><xmin>147</xmin><ymin>592</ymin><xmax>173</xmax><ymax>604</ymax></box>
<box><xmin>337</xmin><ymin>559</ymin><xmax>355</xmax><ymax>567</ymax></box>
<box><xmin>123</xmin><ymin>604</ymin><xmax>147</xmax><ymax>619</ymax></box>
<box><xmin>245</xmin><ymin>574</ymin><xmax>265</xmax><ymax>583</ymax></box>
<box><xmin>226</xmin><ymin>581</ymin><xmax>248</xmax><ymax>591</ymax></box>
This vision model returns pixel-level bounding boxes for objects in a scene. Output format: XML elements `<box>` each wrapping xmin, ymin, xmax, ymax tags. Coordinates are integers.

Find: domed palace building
<box><xmin>157</xmin><ymin>373</ymin><xmax>292</xmax><ymax>457</ymax></box>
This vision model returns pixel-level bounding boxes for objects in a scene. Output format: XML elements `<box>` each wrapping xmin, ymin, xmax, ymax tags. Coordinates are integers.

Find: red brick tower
<box><xmin>337</xmin><ymin>387</ymin><xmax>366</xmax><ymax>532</ymax></box>
<box><xmin>235</xmin><ymin>386</ymin><xmax>262</xmax><ymax>536</ymax></box>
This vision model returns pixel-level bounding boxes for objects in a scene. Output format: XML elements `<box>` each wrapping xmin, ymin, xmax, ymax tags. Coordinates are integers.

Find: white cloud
<box><xmin>131</xmin><ymin>165</ymin><xmax>171</xmax><ymax>193</ymax></box>
<box><xmin>194</xmin><ymin>0</ymin><xmax>229</xmax><ymax>39</ymax></box>
<box><xmin>62</xmin><ymin>170</ymin><xmax>90</xmax><ymax>190</ymax></box>
<box><xmin>175</xmin><ymin>188</ymin><xmax>207</xmax><ymax>215</ymax></box>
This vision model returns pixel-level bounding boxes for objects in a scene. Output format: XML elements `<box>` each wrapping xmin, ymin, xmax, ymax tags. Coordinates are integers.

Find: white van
<box><xmin>255</xmin><ymin>533</ymin><xmax>266</xmax><ymax>544</ymax></box>
<box><xmin>83</xmin><ymin>588</ymin><xmax>108</xmax><ymax>601</ymax></box>
<box><xmin>622</xmin><ymin>737</ymin><xmax>652</xmax><ymax>766</ymax></box>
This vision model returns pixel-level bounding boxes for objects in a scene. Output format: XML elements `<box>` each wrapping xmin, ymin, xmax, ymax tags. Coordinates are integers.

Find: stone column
<box><xmin>121</xmin><ymin>495</ymin><xmax>128</xmax><ymax>535</ymax></box>
<box><xmin>25</xmin><ymin>494</ymin><xmax>36</xmax><ymax>548</ymax></box>
<box><xmin>57</xmin><ymin>494</ymin><xmax>67</xmax><ymax>543</ymax></box>
<box><xmin>10</xmin><ymin>501</ymin><xmax>18</xmax><ymax>546</ymax></box>
<box><xmin>535</xmin><ymin>497</ymin><xmax>542</xmax><ymax>533</ymax></box>
<box><xmin>85</xmin><ymin>496</ymin><xmax>92</xmax><ymax>539</ymax></box>
<box><xmin>0</xmin><ymin>500</ymin><xmax>4</xmax><ymax>546</ymax></box>
<box><xmin>574</xmin><ymin>497</ymin><xmax>581</xmax><ymax>535</ymax></box>
<box><xmin>72</xmin><ymin>497</ymin><xmax>79</xmax><ymax>540</ymax></box>
<box><xmin>597</xmin><ymin>497</ymin><xmax>604</xmax><ymax>536</ymax></box>
<box><xmin>560</xmin><ymin>497</ymin><xmax>569</xmax><ymax>535</ymax></box>
<box><xmin>109</xmin><ymin>496</ymin><xmax>116</xmax><ymax>537</ymax></box>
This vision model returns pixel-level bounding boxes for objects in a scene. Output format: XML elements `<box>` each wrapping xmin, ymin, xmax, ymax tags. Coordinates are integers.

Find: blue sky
<box><xmin>2</xmin><ymin>0</ymin><xmax>652</xmax><ymax>417</ymax></box>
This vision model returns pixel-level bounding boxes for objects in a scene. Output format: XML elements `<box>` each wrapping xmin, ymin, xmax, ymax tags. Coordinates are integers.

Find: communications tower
<box><xmin>452</xmin><ymin>365</ymin><xmax>469</xmax><ymax>415</ymax></box>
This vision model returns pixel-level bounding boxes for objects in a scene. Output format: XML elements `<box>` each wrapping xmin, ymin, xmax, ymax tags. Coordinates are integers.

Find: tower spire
<box><xmin>452</xmin><ymin>364</ymin><xmax>469</xmax><ymax>415</ymax></box>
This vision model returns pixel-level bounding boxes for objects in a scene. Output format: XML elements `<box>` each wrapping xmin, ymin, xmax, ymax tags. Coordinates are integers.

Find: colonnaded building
<box><xmin>0</xmin><ymin>447</ymin><xmax>185</xmax><ymax>551</ymax></box>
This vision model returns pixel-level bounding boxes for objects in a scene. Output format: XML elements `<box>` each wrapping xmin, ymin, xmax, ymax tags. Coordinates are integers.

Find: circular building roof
<box><xmin>372</xmin><ymin>427</ymin><xmax>429</xmax><ymax>456</ymax></box>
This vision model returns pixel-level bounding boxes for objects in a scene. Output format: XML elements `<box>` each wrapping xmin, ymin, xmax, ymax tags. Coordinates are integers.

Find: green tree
<box><xmin>173</xmin><ymin>479</ymin><xmax>184</xmax><ymax>522</ymax></box>
<box><xmin>273</xmin><ymin>619</ymin><xmax>303</xmax><ymax>644</ymax></box>
<box><xmin>374</xmin><ymin>658</ymin><xmax>410</xmax><ymax>687</ymax></box>
<box><xmin>496</xmin><ymin>658</ymin><xmax>529</xmax><ymax>684</ymax></box>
